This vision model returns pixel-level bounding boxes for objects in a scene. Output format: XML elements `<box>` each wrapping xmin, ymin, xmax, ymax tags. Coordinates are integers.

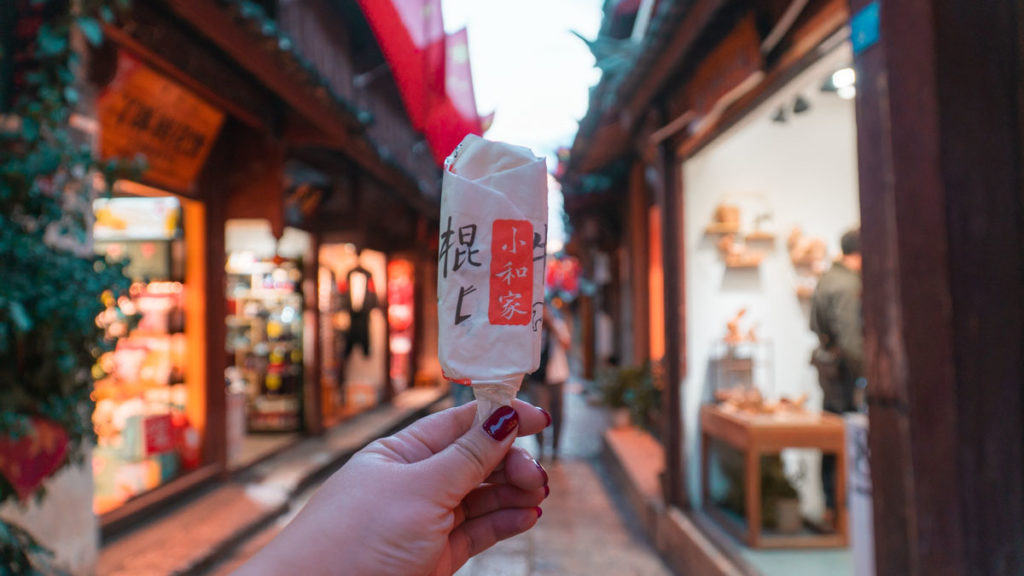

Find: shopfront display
<box><xmin>682</xmin><ymin>43</ymin><xmax>861</xmax><ymax>551</ymax></box>
<box><xmin>319</xmin><ymin>244</ymin><xmax>388</xmax><ymax>424</ymax></box>
<box><xmin>225</xmin><ymin>256</ymin><xmax>304</xmax><ymax>433</ymax></box>
<box><xmin>91</xmin><ymin>192</ymin><xmax>202</xmax><ymax>515</ymax></box>
<box><xmin>387</xmin><ymin>258</ymin><xmax>415</xmax><ymax>393</ymax></box>
<box><xmin>224</xmin><ymin>221</ymin><xmax>312</xmax><ymax>466</ymax></box>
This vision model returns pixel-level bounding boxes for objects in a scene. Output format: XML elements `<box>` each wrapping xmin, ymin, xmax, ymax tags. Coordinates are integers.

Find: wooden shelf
<box><xmin>706</xmin><ymin>222</ymin><xmax>741</xmax><ymax>235</ymax></box>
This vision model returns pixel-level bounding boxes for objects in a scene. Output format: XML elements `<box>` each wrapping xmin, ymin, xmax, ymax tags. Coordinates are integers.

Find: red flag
<box><xmin>424</xmin><ymin>28</ymin><xmax>483</xmax><ymax>164</ymax></box>
<box><xmin>355</xmin><ymin>0</ymin><xmax>445</xmax><ymax>130</ymax></box>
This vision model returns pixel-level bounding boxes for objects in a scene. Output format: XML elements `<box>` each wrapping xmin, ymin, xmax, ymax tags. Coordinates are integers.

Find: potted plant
<box><xmin>596</xmin><ymin>365</ymin><xmax>631</xmax><ymax>427</ymax></box>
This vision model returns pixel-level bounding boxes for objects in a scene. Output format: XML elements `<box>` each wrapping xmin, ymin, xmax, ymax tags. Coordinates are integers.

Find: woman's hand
<box><xmin>236</xmin><ymin>399</ymin><xmax>551</xmax><ymax>576</ymax></box>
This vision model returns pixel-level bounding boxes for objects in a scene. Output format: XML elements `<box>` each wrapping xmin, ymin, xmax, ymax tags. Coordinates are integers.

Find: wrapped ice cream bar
<box><xmin>438</xmin><ymin>134</ymin><xmax>548</xmax><ymax>420</ymax></box>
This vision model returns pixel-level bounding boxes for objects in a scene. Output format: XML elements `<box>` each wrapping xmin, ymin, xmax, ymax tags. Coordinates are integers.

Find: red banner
<box><xmin>355</xmin><ymin>0</ymin><xmax>445</xmax><ymax>130</ymax></box>
<box><xmin>424</xmin><ymin>28</ymin><xmax>484</xmax><ymax>164</ymax></box>
<box><xmin>489</xmin><ymin>220</ymin><xmax>533</xmax><ymax>326</ymax></box>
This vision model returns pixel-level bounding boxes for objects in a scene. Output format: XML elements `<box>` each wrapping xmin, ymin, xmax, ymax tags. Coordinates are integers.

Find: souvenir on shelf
<box><xmin>787</xmin><ymin>226</ymin><xmax>829</xmax><ymax>299</ymax></box>
<box><xmin>708</xmin><ymin>308</ymin><xmax>772</xmax><ymax>395</ymax></box>
<box><xmin>717</xmin><ymin>234</ymin><xmax>764</xmax><ymax>268</ymax></box>
<box><xmin>724</xmin><ymin>308</ymin><xmax>758</xmax><ymax>346</ymax></box>
<box><xmin>745</xmin><ymin>211</ymin><xmax>776</xmax><ymax>242</ymax></box>
<box><xmin>714</xmin><ymin>387</ymin><xmax>809</xmax><ymax>415</ymax></box>
<box><xmin>706</xmin><ymin>202</ymin><xmax>742</xmax><ymax>234</ymax></box>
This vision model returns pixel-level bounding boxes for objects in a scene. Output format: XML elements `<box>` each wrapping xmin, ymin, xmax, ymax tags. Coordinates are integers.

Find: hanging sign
<box><xmin>97</xmin><ymin>52</ymin><xmax>225</xmax><ymax>193</ymax></box>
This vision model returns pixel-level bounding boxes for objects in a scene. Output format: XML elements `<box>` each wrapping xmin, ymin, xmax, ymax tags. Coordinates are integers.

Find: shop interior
<box><xmin>91</xmin><ymin>184</ymin><xmax>205</xmax><ymax>515</ymax></box>
<box><xmin>681</xmin><ymin>44</ymin><xmax>862</xmax><ymax>574</ymax></box>
<box><xmin>224</xmin><ymin>220</ymin><xmax>311</xmax><ymax>469</ymax></box>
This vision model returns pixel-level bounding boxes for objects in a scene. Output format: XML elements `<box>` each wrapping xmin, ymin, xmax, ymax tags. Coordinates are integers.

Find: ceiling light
<box><xmin>793</xmin><ymin>95</ymin><xmax>811</xmax><ymax>114</ymax></box>
<box><xmin>832</xmin><ymin>67</ymin><xmax>856</xmax><ymax>89</ymax></box>
<box><xmin>837</xmin><ymin>85</ymin><xmax>857</xmax><ymax>100</ymax></box>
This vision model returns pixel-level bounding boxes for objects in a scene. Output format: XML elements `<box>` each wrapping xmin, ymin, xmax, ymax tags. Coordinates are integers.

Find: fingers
<box><xmin>484</xmin><ymin>446</ymin><xmax>548</xmax><ymax>490</ymax></box>
<box><xmin>447</xmin><ymin>508</ymin><xmax>541</xmax><ymax>572</ymax></box>
<box><xmin>414</xmin><ymin>405</ymin><xmax>521</xmax><ymax>502</ymax></box>
<box><xmin>373</xmin><ymin>399</ymin><xmax>550</xmax><ymax>465</ymax></box>
<box><xmin>452</xmin><ymin>482</ymin><xmax>547</xmax><ymax>527</ymax></box>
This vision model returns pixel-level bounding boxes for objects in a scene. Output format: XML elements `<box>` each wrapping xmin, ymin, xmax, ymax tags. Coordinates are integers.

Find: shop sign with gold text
<box><xmin>98</xmin><ymin>52</ymin><xmax>225</xmax><ymax>193</ymax></box>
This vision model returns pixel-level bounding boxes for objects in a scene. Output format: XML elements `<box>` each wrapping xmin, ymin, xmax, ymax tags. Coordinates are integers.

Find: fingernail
<box><xmin>534</xmin><ymin>459</ymin><xmax>548</xmax><ymax>485</ymax></box>
<box><xmin>538</xmin><ymin>407</ymin><xmax>552</xmax><ymax>427</ymax></box>
<box><xmin>483</xmin><ymin>406</ymin><xmax>518</xmax><ymax>441</ymax></box>
<box><xmin>543</xmin><ymin>485</ymin><xmax>550</xmax><ymax>498</ymax></box>
<box><xmin>535</xmin><ymin>507</ymin><xmax>543</xmax><ymax>519</ymax></box>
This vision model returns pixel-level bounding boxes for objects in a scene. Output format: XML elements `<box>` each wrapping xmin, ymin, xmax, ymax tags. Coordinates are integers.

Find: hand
<box><xmin>235</xmin><ymin>399</ymin><xmax>551</xmax><ymax>576</ymax></box>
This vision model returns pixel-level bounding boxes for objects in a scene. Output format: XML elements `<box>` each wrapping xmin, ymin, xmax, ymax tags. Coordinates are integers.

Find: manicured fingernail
<box><xmin>483</xmin><ymin>406</ymin><xmax>518</xmax><ymax>441</ymax></box>
<box><xmin>534</xmin><ymin>459</ymin><xmax>548</xmax><ymax>485</ymax></box>
<box><xmin>538</xmin><ymin>407</ymin><xmax>552</xmax><ymax>427</ymax></box>
<box><xmin>543</xmin><ymin>485</ymin><xmax>550</xmax><ymax>498</ymax></box>
<box><xmin>535</xmin><ymin>507</ymin><xmax>543</xmax><ymax>519</ymax></box>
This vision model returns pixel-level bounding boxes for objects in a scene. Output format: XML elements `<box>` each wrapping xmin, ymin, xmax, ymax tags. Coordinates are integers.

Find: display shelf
<box><xmin>706</xmin><ymin>222</ymin><xmax>742</xmax><ymax>235</ymax></box>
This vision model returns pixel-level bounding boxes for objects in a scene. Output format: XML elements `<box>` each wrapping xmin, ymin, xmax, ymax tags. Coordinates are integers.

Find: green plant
<box><xmin>1</xmin><ymin>0</ymin><xmax>134</xmax><ymax>571</ymax></box>
<box><xmin>598</xmin><ymin>361</ymin><xmax>663</xmax><ymax>433</ymax></box>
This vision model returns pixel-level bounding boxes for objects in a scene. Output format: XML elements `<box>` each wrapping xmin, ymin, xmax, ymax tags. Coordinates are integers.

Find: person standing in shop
<box><xmin>809</xmin><ymin>228</ymin><xmax>864</xmax><ymax>530</ymax></box>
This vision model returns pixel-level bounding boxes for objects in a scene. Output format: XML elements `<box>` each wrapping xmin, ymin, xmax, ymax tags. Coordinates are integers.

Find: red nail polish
<box><xmin>483</xmin><ymin>406</ymin><xmax>518</xmax><ymax>441</ymax></box>
<box><xmin>538</xmin><ymin>407</ymin><xmax>552</xmax><ymax>427</ymax></box>
<box><xmin>543</xmin><ymin>485</ymin><xmax>550</xmax><ymax>497</ymax></box>
<box><xmin>535</xmin><ymin>507</ymin><xmax>543</xmax><ymax>519</ymax></box>
<box><xmin>534</xmin><ymin>459</ymin><xmax>548</xmax><ymax>485</ymax></box>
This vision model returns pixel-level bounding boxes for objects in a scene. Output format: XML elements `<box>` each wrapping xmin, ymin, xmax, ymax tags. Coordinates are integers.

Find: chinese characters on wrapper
<box><xmin>437</xmin><ymin>135</ymin><xmax>548</xmax><ymax>421</ymax></box>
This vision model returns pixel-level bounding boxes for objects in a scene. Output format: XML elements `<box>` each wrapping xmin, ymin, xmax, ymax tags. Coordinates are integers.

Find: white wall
<box><xmin>681</xmin><ymin>45</ymin><xmax>860</xmax><ymax>513</ymax></box>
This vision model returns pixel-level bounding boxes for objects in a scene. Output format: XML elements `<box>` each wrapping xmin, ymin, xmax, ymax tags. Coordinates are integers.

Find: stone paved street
<box><xmin>205</xmin><ymin>382</ymin><xmax>674</xmax><ymax>576</ymax></box>
<box><xmin>455</xmin><ymin>383</ymin><xmax>673</xmax><ymax>576</ymax></box>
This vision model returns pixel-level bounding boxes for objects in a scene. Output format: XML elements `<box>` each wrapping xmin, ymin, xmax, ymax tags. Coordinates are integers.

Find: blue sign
<box><xmin>851</xmin><ymin>1</ymin><xmax>881</xmax><ymax>55</ymax></box>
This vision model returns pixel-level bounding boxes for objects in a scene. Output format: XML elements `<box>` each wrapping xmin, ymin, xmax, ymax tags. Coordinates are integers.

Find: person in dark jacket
<box><xmin>809</xmin><ymin>228</ymin><xmax>863</xmax><ymax>529</ymax></box>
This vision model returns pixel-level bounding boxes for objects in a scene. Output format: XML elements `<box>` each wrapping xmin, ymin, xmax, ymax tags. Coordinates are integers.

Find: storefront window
<box><xmin>224</xmin><ymin>220</ymin><xmax>310</xmax><ymax>468</ymax></box>
<box><xmin>92</xmin><ymin>192</ymin><xmax>201</xmax><ymax>515</ymax></box>
<box><xmin>683</xmin><ymin>44</ymin><xmax>860</xmax><ymax>561</ymax></box>
<box><xmin>319</xmin><ymin>244</ymin><xmax>387</xmax><ymax>425</ymax></box>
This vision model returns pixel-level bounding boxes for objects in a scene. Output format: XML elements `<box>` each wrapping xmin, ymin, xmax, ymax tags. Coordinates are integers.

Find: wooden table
<box><xmin>701</xmin><ymin>405</ymin><xmax>848</xmax><ymax>548</ymax></box>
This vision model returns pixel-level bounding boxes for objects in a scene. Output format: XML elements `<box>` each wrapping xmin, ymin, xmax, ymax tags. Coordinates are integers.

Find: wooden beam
<box><xmin>162</xmin><ymin>0</ymin><xmax>427</xmax><ymax>210</ymax></box>
<box><xmin>624</xmin><ymin>0</ymin><xmax>730</xmax><ymax>127</ymax></box>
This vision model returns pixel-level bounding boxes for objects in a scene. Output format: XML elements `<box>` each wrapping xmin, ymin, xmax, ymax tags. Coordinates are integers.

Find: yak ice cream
<box><xmin>437</xmin><ymin>134</ymin><xmax>548</xmax><ymax>420</ymax></box>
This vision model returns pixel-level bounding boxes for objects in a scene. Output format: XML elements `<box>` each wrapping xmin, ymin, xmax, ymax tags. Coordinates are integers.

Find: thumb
<box><xmin>419</xmin><ymin>405</ymin><xmax>519</xmax><ymax>503</ymax></box>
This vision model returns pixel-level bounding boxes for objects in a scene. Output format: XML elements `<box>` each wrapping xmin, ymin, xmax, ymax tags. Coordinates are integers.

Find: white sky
<box><xmin>441</xmin><ymin>0</ymin><xmax>604</xmax><ymax>252</ymax></box>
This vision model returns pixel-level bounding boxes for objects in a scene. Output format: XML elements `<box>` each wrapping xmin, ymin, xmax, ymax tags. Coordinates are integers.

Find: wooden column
<box><xmin>657</xmin><ymin>138</ymin><xmax>687</xmax><ymax>509</ymax></box>
<box><xmin>198</xmin><ymin>168</ymin><xmax>228</xmax><ymax>471</ymax></box>
<box><xmin>851</xmin><ymin>0</ymin><xmax>1024</xmax><ymax>574</ymax></box>
<box><xmin>628</xmin><ymin>161</ymin><xmax>651</xmax><ymax>365</ymax></box>
<box><xmin>304</xmin><ymin>233</ymin><xmax>323</xmax><ymax>434</ymax></box>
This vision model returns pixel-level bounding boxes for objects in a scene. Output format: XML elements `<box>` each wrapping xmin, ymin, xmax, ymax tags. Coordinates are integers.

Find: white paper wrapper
<box><xmin>437</xmin><ymin>135</ymin><xmax>548</xmax><ymax>420</ymax></box>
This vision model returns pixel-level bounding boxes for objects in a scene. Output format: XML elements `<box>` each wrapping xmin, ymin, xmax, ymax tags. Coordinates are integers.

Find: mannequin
<box><xmin>341</xmin><ymin>250</ymin><xmax>377</xmax><ymax>359</ymax></box>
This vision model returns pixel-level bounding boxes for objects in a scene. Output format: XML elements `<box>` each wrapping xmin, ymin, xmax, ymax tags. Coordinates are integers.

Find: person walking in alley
<box><xmin>234</xmin><ymin>400</ymin><xmax>551</xmax><ymax>576</ymax></box>
<box><xmin>527</xmin><ymin>300</ymin><xmax>571</xmax><ymax>461</ymax></box>
<box><xmin>809</xmin><ymin>228</ymin><xmax>864</xmax><ymax>531</ymax></box>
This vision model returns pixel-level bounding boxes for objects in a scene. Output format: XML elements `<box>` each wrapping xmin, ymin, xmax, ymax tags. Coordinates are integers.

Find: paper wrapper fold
<box><xmin>437</xmin><ymin>135</ymin><xmax>548</xmax><ymax>421</ymax></box>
